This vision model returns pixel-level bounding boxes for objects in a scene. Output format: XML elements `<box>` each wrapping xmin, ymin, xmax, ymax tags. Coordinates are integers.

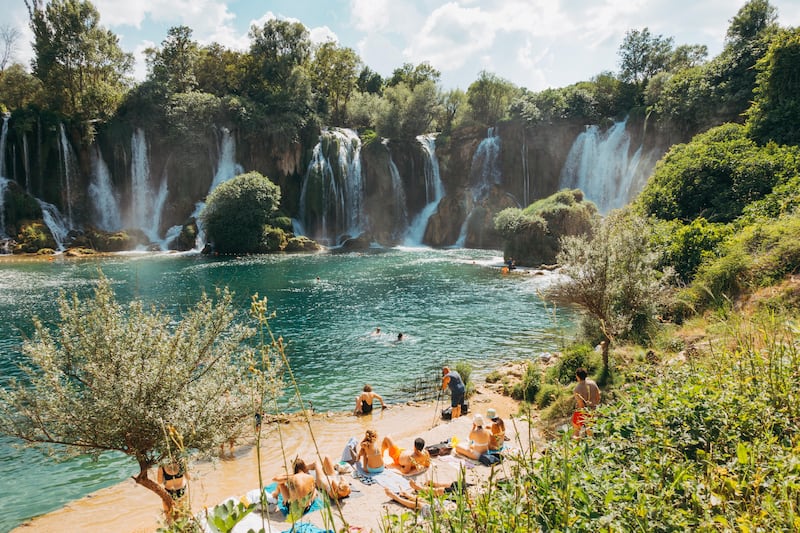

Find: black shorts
<box><xmin>451</xmin><ymin>389</ymin><xmax>465</xmax><ymax>408</ymax></box>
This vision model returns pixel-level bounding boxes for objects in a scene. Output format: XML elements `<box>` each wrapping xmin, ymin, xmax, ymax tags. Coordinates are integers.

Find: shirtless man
<box><xmin>382</xmin><ymin>436</ymin><xmax>431</xmax><ymax>475</ymax></box>
<box><xmin>303</xmin><ymin>455</ymin><xmax>351</xmax><ymax>500</ymax></box>
<box><xmin>455</xmin><ymin>414</ymin><xmax>492</xmax><ymax>460</ymax></box>
<box><xmin>354</xmin><ymin>384</ymin><xmax>387</xmax><ymax>415</ymax></box>
<box><xmin>573</xmin><ymin>367</ymin><xmax>601</xmax><ymax>438</ymax></box>
<box><xmin>271</xmin><ymin>458</ymin><xmax>318</xmax><ymax>512</ymax></box>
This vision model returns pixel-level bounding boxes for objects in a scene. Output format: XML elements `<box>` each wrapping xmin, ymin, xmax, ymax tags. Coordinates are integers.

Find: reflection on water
<box><xmin>0</xmin><ymin>248</ymin><xmax>574</xmax><ymax>530</ymax></box>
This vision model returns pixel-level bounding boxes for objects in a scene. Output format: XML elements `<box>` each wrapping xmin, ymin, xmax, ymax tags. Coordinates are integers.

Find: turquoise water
<box><xmin>0</xmin><ymin>248</ymin><xmax>573</xmax><ymax>530</ymax></box>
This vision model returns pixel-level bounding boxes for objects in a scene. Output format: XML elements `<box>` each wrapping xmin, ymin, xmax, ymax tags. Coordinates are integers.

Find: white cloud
<box><xmin>350</xmin><ymin>0</ymin><xmax>392</xmax><ymax>32</ymax></box>
<box><xmin>131</xmin><ymin>40</ymin><xmax>155</xmax><ymax>81</ymax></box>
<box><xmin>309</xmin><ymin>26</ymin><xmax>339</xmax><ymax>46</ymax></box>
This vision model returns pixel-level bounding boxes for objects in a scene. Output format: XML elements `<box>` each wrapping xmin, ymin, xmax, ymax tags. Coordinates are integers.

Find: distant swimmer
<box><xmin>373</xmin><ymin>327</ymin><xmax>381</xmax><ymax>335</ymax></box>
<box><xmin>396</xmin><ymin>332</ymin><xmax>404</xmax><ymax>342</ymax></box>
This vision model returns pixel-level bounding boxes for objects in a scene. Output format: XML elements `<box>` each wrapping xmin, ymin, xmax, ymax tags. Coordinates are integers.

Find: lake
<box><xmin>0</xmin><ymin>247</ymin><xmax>574</xmax><ymax>530</ymax></box>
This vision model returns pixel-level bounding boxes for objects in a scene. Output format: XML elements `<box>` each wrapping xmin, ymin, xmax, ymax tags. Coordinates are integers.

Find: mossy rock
<box><xmin>285</xmin><ymin>236</ymin><xmax>321</xmax><ymax>252</ymax></box>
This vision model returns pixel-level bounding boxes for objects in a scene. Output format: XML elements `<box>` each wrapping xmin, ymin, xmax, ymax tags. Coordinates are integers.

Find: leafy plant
<box><xmin>205</xmin><ymin>498</ymin><xmax>255</xmax><ymax>533</ymax></box>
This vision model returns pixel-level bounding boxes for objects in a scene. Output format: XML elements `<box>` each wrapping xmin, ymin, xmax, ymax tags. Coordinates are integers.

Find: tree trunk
<box><xmin>133</xmin><ymin>464</ymin><xmax>174</xmax><ymax>517</ymax></box>
<box><xmin>601</xmin><ymin>339</ymin><xmax>610</xmax><ymax>376</ymax></box>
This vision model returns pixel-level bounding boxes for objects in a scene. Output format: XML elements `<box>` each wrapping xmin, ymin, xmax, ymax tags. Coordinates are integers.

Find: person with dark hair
<box><xmin>382</xmin><ymin>435</ymin><xmax>431</xmax><ymax>475</ymax></box>
<box><xmin>572</xmin><ymin>367</ymin><xmax>601</xmax><ymax>438</ymax></box>
<box><xmin>158</xmin><ymin>459</ymin><xmax>190</xmax><ymax>516</ymax></box>
<box><xmin>441</xmin><ymin>366</ymin><xmax>465</xmax><ymax>419</ymax></box>
<box><xmin>486</xmin><ymin>408</ymin><xmax>506</xmax><ymax>452</ymax></box>
<box><xmin>354</xmin><ymin>383</ymin><xmax>387</xmax><ymax>415</ymax></box>
<box><xmin>271</xmin><ymin>457</ymin><xmax>318</xmax><ymax>513</ymax></box>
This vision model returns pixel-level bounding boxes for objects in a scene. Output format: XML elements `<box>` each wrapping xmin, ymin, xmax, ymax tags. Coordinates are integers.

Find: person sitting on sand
<box><xmin>278</xmin><ymin>454</ymin><xmax>351</xmax><ymax>501</ymax></box>
<box><xmin>354</xmin><ymin>384</ymin><xmax>387</xmax><ymax>415</ymax></box>
<box><xmin>486</xmin><ymin>408</ymin><xmax>506</xmax><ymax>452</ymax></box>
<box><xmin>271</xmin><ymin>457</ymin><xmax>318</xmax><ymax>513</ymax></box>
<box><xmin>382</xmin><ymin>436</ymin><xmax>431</xmax><ymax>475</ymax></box>
<box><xmin>455</xmin><ymin>414</ymin><xmax>492</xmax><ymax>460</ymax></box>
<box><xmin>357</xmin><ymin>429</ymin><xmax>385</xmax><ymax>473</ymax></box>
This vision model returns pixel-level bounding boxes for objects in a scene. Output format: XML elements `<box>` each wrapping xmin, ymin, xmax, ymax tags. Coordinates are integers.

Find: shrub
<box><xmin>200</xmin><ymin>171</ymin><xmax>282</xmax><ymax>254</ymax></box>
<box><xmin>453</xmin><ymin>361</ymin><xmax>474</xmax><ymax>398</ymax></box>
<box><xmin>534</xmin><ymin>382</ymin><xmax>562</xmax><ymax>409</ymax></box>
<box><xmin>550</xmin><ymin>343</ymin><xmax>598</xmax><ymax>385</ymax></box>
<box><xmin>511</xmin><ymin>362</ymin><xmax>541</xmax><ymax>402</ymax></box>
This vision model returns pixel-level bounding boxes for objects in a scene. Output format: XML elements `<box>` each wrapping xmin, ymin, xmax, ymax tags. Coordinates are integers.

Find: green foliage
<box><xmin>373</xmin><ymin>80</ymin><xmax>441</xmax><ymax>139</ymax></box>
<box><xmin>495</xmin><ymin>189</ymin><xmax>595</xmax><ymax>267</ymax></box>
<box><xmin>386</xmin><ymin>62</ymin><xmax>440</xmax><ymax>90</ymax></box>
<box><xmin>534</xmin><ymin>382</ymin><xmax>562</xmax><ymax>409</ymax></box>
<box><xmin>0</xmin><ymin>63</ymin><xmax>44</xmax><ymax>110</ymax></box>
<box><xmin>510</xmin><ymin>362</ymin><xmax>541</xmax><ymax>403</ymax></box>
<box><xmin>466</xmin><ymin>70</ymin><xmax>520</xmax><ymax>125</ymax></box>
<box><xmin>0</xmin><ymin>274</ymin><xmax>256</xmax><ymax>482</ymax></box>
<box><xmin>658</xmin><ymin>218</ymin><xmax>732</xmax><ymax>283</ymax></box>
<box><xmin>746</xmin><ymin>27</ymin><xmax>800</xmax><ymax>146</ymax></box>
<box><xmin>618</xmin><ymin>27</ymin><xmax>675</xmax><ymax>87</ymax></box>
<box><xmin>145</xmin><ymin>26</ymin><xmax>199</xmax><ymax>94</ymax></box>
<box><xmin>27</xmin><ymin>0</ymin><xmax>133</xmax><ymax>123</ymax></box>
<box><xmin>205</xmin><ymin>498</ymin><xmax>255</xmax><ymax>533</ymax></box>
<box><xmin>636</xmin><ymin>123</ymin><xmax>799</xmax><ymax>223</ymax></box>
<box><xmin>551</xmin><ymin>210</ymin><xmax>670</xmax><ymax>348</ymax></box>
<box><xmin>14</xmin><ymin>222</ymin><xmax>55</xmax><ymax>253</ymax></box>
<box><xmin>309</xmin><ymin>42</ymin><xmax>360</xmax><ymax>125</ymax></box>
<box><xmin>453</xmin><ymin>361</ymin><xmax>473</xmax><ymax>398</ymax></box>
<box><xmin>200</xmin><ymin>171</ymin><xmax>283</xmax><ymax>254</ymax></box>
<box><xmin>549</xmin><ymin>343</ymin><xmax>598</xmax><ymax>385</ymax></box>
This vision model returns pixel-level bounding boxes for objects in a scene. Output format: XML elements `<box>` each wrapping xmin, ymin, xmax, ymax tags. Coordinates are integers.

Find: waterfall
<box><xmin>190</xmin><ymin>127</ymin><xmax>243</xmax><ymax>248</ymax></box>
<box><xmin>0</xmin><ymin>177</ymin><xmax>8</xmax><ymax>238</ymax></box>
<box><xmin>22</xmin><ymin>134</ymin><xmax>30</xmax><ymax>193</ymax></box>
<box><xmin>57</xmin><ymin>124</ymin><xmax>75</xmax><ymax>227</ymax></box>
<box><xmin>0</xmin><ymin>114</ymin><xmax>10</xmax><ymax>178</ymax></box>
<box><xmin>89</xmin><ymin>144</ymin><xmax>121</xmax><ymax>231</ymax></box>
<box><xmin>469</xmin><ymin>127</ymin><xmax>501</xmax><ymax>201</ymax></box>
<box><xmin>298</xmin><ymin>128</ymin><xmax>364</xmax><ymax>245</ymax></box>
<box><xmin>521</xmin><ymin>129</ymin><xmax>530</xmax><ymax>206</ymax></box>
<box><xmin>386</xmin><ymin>147</ymin><xmax>408</xmax><ymax>239</ymax></box>
<box><xmin>404</xmin><ymin>134</ymin><xmax>443</xmax><ymax>245</ymax></box>
<box><xmin>37</xmin><ymin>198</ymin><xmax>69</xmax><ymax>250</ymax></box>
<box><xmin>559</xmin><ymin>118</ymin><xmax>645</xmax><ymax>213</ymax></box>
<box><xmin>129</xmin><ymin>128</ymin><xmax>167</xmax><ymax>243</ymax></box>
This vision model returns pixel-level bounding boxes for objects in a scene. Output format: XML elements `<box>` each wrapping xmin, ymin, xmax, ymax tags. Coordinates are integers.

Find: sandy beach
<box><xmin>14</xmin><ymin>387</ymin><xmax>537</xmax><ymax>533</ymax></box>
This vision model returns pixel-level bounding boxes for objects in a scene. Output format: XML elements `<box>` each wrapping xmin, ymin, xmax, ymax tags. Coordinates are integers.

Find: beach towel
<box><xmin>438</xmin><ymin>454</ymin><xmax>476</xmax><ymax>469</ymax></box>
<box><xmin>281</xmin><ymin>523</ymin><xmax>334</xmax><ymax>533</ymax></box>
<box><xmin>264</xmin><ymin>482</ymin><xmax>325</xmax><ymax>517</ymax></box>
<box><xmin>354</xmin><ymin>463</ymin><xmax>410</xmax><ymax>493</ymax></box>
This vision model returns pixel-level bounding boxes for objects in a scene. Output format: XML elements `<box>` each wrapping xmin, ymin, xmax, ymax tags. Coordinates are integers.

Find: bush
<box><xmin>200</xmin><ymin>171</ymin><xmax>282</xmax><ymax>254</ymax></box>
<box><xmin>453</xmin><ymin>361</ymin><xmax>474</xmax><ymax>398</ymax></box>
<box><xmin>550</xmin><ymin>343</ymin><xmax>598</xmax><ymax>385</ymax></box>
<box><xmin>534</xmin><ymin>382</ymin><xmax>562</xmax><ymax>409</ymax></box>
<box><xmin>511</xmin><ymin>362</ymin><xmax>541</xmax><ymax>402</ymax></box>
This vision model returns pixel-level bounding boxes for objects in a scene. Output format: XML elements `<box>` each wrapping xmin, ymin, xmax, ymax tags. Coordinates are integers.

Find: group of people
<box><xmin>356</xmin><ymin>428</ymin><xmax>432</xmax><ymax>475</ymax></box>
<box><xmin>453</xmin><ymin>409</ymin><xmax>506</xmax><ymax>459</ymax></box>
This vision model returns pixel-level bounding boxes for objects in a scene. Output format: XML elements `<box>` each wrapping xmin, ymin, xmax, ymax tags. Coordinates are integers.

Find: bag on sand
<box><xmin>441</xmin><ymin>407</ymin><xmax>452</xmax><ymax>420</ymax></box>
<box><xmin>426</xmin><ymin>441</ymin><xmax>453</xmax><ymax>457</ymax></box>
<box><xmin>478</xmin><ymin>452</ymin><xmax>502</xmax><ymax>466</ymax></box>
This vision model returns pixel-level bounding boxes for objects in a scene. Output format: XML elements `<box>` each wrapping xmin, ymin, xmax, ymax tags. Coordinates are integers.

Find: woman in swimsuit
<box><xmin>455</xmin><ymin>414</ymin><xmax>492</xmax><ymax>460</ymax></box>
<box><xmin>357</xmin><ymin>429</ymin><xmax>384</xmax><ymax>473</ymax></box>
<box><xmin>157</xmin><ymin>459</ymin><xmax>190</xmax><ymax>517</ymax></box>
<box><xmin>272</xmin><ymin>457</ymin><xmax>318</xmax><ymax>514</ymax></box>
<box><xmin>353</xmin><ymin>384</ymin><xmax>387</xmax><ymax>415</ymax></box>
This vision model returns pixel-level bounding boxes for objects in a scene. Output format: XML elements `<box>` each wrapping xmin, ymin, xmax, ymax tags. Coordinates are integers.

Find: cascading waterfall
<box><xmin>386</xmin><ymin>147</ymin><xmax>409</xmax><ymax>239</ymax></box>
<box><xmin>469</xmin><ymin>127</ymin><xmax>501</xmax><ymax>201</ymax></box>
<box><xmin>37</xmin><ymin>198</ymin><xmax>69</xmax><ymax>250</ymax></box>
<box><xmin>298</xmin><ymin>128</ymin><xmax>364</xmax><ymax>245</ymax></box>
<box><xmin>190</xmin><ymin>127</ymin><xmax>244</xmax><ymax>248</ymax></box>
<box><xmin>57</xmin><ymin>124</ymin><xmax>75</xmax><ymax>227</ymax></box>
<box><xmin>130</xmin><ymin>128</ymin><xmax>167</xmax><ymax>243</ymax></box>
<box><xmin>89</xmin><ymin>144</ymin><xmax>121</xmax><ymax>231</ymax></box>
<box><xmin>22</xmin><ymin>134</ymin><xmax>30</xmax><ymax>193</ymax></box>
<box><xmin>0</xmin><ymin>177</ymin><xmax>8</xmax><ymax>238</ymax></box>
<box><xmin>559</xmin><ymin>118</ymin><xmax>644</xmax><ymax>213</ymax></box>
<box><xmin>0</xmin><ymin>114</ymin><xmax>9</xmax><ymax>178</ymax></box>
<box><xmin>404</xmin><ymin>134</ymin><xmax>443</xmax><ymax>245</ymax></box>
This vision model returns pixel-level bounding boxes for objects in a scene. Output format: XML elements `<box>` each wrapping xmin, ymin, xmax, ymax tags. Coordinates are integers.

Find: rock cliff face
<box><xmin>0</xmin><ymin>111</ymin><xmax>683</xmax><ymax>252</ymax></box>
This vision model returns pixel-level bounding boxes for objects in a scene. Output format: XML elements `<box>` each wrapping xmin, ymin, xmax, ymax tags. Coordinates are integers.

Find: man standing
<box><xmin>441</xmin><ymin>366</ymin><xmax>466</xmax><ymax>419</ymax></box>
<box><xmin>572</xmin><ymin>367</ymin><xmax>601</xmax><ymax>437</ymax></box>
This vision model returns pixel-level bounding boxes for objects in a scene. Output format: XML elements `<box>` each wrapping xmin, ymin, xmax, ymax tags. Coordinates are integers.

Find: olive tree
<box><xmin>0</xmin><ymin>275</ymin><xmax>258</xmax><ymax>516</ymax></box>
<box><xmin>550</xmin><ymin>211</ymin><xmax>672</xmax><ymax>378</ymax></box>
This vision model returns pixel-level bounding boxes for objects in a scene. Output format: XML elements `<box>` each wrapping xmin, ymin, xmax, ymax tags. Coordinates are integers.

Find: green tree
<box><xmin>0</xmin><ymin>275</ymin><xmax>257</xmax><ymax>517</ymax></box>
<box><xmin>386</xmin><ymin>61</ymin><xmax>440</xmax><ymax>90</ymax></box>
<box><xmin>195</xmin><ymin>43</ymin><xmax>246</xmax><ymax>97</ymax></box>
<box><xmin>466</xmin><ymin>70</ymin><xmax>519</xmax><ymax>125</ymax></box>
<box><xmin>357</xmin><ymin>66</ymin><xmax>383</xmax><ymax>95</ymax></box>
<box><xmin>0</xmin><ymin>63</ymin><xmax>45</xmax><ymax>110</ymax></box>
<box><xmin>746</xmin><ymin>28</ymin><xmax>800</xmax><ymax>146</ymax></box>
<box><xmin>200</xmin><ymin>171</ymin><xmax>283</xmax><ymax>254</ymax></box>
<box><xmin>374</xmin><ymin>80</ymin><xmax>441</xmax><ymax>139</ymax></box>
<box><xmin>25</xmin><ymin>0</ymin><xmax>132</xmax><ymax>122</ymax></box>
<box><xmin>145</xmin><ymin>25</ymin><xmax>199</xmax><ymax>94</ymax></box>
<box><xmin>551</xmin><ymin>211</ymin><xmax>670</xmax><ymax>375</ymax></box>
<box><xmin>618</xmin><ymin>27</ymin><xmax>674</xmax><ymax>87</ymax></box>
<box><xmin>437</xmin><ymin>88</ymin><xmax>466</xmax><ymax>133</ymax></box>
<box><xmin>310</xmin><ymin>42</ymin><xmax>360</xmax><ymax>124</ymax></box>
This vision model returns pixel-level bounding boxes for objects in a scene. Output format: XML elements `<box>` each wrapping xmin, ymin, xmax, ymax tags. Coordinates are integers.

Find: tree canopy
<box><xmin>200</xmin><ymin>171</ymin><xmax>284</xmax><ymax>254</ymax></box>
<box><xmin>0</xmin><ymin>275</ymin><xmax>257</xmax><ymax>514</ymax></box>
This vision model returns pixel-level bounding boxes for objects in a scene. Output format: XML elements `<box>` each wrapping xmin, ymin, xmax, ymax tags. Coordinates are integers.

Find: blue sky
<box><xmin>5</xmin><ymin>0</ymin><xmax>800</xmax><ymax>92</ymax></box>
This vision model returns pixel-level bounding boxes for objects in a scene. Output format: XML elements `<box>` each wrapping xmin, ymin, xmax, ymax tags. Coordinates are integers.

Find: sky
<box><xmin>4</xmin><ymin>0</ymin><xmax>800</xmax><ymax>92</ymax></box>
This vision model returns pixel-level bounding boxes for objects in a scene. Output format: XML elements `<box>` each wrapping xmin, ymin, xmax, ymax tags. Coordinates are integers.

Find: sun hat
<box><xmin>472</xmin><ymin>414</ymin><xmax>485</xmax><ymax>427</ymax></box>
<box><xmin>486</xmin><ymin>408</ymin><xmax>498</xmax><ymax>420</ymax></box>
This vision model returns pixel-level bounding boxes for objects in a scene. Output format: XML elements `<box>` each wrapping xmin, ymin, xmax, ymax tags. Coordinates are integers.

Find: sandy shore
<box><xmin>14</xmin><ymin>387</ymin><xmax>537</xmax><ymax>533</ymax></box>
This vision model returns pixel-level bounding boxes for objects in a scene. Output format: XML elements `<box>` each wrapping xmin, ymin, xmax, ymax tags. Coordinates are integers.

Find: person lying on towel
<box><xmin>382</xmin><ymin>436</ymin><xmax>431</xmax><ymax>475</ymax></box>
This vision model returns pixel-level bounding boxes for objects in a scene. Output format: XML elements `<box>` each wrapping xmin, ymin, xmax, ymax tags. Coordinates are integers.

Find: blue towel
<box><xmin>264</xmin><ymin>482</ymin><xmax>325</xmax><ymax>517</ymax></box>
<box><xmin>281</xmin><ymin>523</ymin><xmax>334</xmax><ymax>533</ymax></box>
